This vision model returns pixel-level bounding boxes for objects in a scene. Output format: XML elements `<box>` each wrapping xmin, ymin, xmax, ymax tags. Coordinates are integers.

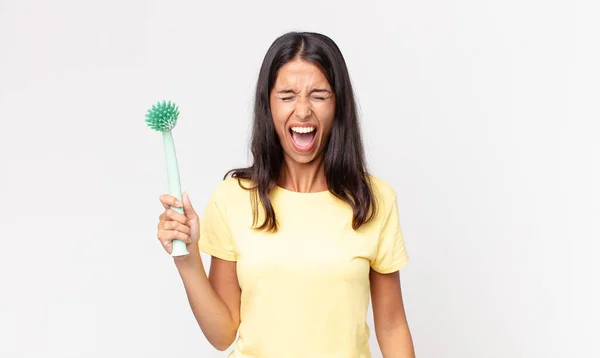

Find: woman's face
<box><xmin>270</xmin><ymin>58</ymin><xmax>336</xmax><ymax>165</ymax></box>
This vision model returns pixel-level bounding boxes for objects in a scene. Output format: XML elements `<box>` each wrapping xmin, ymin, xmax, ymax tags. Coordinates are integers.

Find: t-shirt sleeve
<box><xmin>371</xmin><ymin>193</ymin><xmax>409</xmax><ymax>273</ymax></box>
<box><xmin>198</xmin><ymin>183</ymin><xmax>237</xmax><ymax>261</ymax></box>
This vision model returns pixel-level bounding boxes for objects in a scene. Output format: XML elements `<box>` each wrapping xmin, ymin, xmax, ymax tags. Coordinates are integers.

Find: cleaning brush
<box><xmin>145</xmin><ymin>100</ymin><xmax>190</xmax><ymax>257</ymax></box>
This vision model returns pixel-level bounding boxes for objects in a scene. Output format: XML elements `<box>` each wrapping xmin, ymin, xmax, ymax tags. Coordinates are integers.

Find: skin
<box><xmin>269</xmin><ymin>58</ymin><xmax>335</xmax><ymax>193</ymax></box>
<box><xmin>157</xmin><ymin>194</ymin><xmax>239</xmax><ymax>351</ymax></box>
<box><xmin>156</xmin><ymin>58</ymin><xmax>415</xmax><ymax>356</ymax></box>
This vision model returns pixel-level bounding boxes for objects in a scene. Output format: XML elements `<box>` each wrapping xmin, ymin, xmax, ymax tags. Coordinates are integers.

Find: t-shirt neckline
<box><xmin>273</xmin><ymin>184</ymin><xmax>332</xmax><ymax>197</ymax></box>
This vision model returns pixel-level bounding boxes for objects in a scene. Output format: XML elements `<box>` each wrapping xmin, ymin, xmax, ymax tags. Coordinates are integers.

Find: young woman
<box><xmin>156</xmin><ymin>31</ymin><xmax>415</xmax><ymax>357</ymax></box>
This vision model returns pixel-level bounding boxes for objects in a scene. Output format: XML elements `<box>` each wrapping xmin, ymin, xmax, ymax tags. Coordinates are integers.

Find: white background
<box><xmin>1</xmin><ymin>0</ymin><xmax>598</xmax><ymax>357</ymax></box>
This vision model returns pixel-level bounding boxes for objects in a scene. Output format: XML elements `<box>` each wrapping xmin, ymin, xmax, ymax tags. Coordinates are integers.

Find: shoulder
<box><xmin>215</xmin><ymin>176</ymin><xmax>252</xmax><ymax>191</ymax></box>
<box><xmin>367</xmin><ymin>174</ymin><xmax>398</xmax><ymax>217</ymax></box>
<box><xmin>368</xmin><ymin>175</ymin><xmax>397</xmax><ymax>202</ymax></box>
<box><xmin>210</xmin><ymin>177</ymin><xmax>254</xmax><ymax>204</ymax></box>
<box><xmin>368</xmin><ymin>175</ymin><xmax>397</xmax><ymax>198</ymax></box>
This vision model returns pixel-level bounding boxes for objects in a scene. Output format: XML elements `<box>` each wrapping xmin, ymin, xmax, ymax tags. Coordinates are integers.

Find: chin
<box><xmin>284</xmin><ymin>149</ymin><xmax>322</xmax><ymax>165</ymax></box>
<box><xmin>292</xmin><ymin>155</ymin><xmax>315</xmax><ymax>165</ymax></box>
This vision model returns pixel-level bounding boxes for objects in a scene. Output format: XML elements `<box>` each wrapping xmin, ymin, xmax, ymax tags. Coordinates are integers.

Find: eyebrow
<box><xmin>277</xmin><ymin>89</ymin><xmax>296</xmax><ymax>94</ymax></box>
<box><xmin>276</xmin><ymin>88</ymin><xmax>331</xmax><ymax>94</ymax></box>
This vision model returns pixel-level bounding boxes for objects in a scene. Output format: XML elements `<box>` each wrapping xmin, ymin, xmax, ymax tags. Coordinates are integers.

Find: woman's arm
<box><xmin>370</xmin><ymin>269</ymin><xmax>415</xmax><ymax>358</ymax></box>
<box><xmin>175</xmin><ymin>248</ymin><xmax>241</xmax><ymax>351</ymax></box>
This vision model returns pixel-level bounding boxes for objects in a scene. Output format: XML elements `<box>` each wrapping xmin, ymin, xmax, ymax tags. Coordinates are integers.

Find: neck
<box><xmin>278</xmin><ymin>155</ymin><xmax>327</xmax><ymax>193</ymax></box>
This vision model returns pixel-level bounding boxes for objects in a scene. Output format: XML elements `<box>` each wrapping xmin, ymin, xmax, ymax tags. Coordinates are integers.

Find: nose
<box><xmin>294</xmin><ymin>97</ymin><xmax>312</xmax><ymax>120</ymax></box>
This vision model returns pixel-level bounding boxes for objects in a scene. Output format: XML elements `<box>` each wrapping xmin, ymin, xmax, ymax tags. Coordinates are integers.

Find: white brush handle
<box><xmin>163</xmin><ymin>130</ymin><xmax>189</xmax><ymax>257</ymax></box>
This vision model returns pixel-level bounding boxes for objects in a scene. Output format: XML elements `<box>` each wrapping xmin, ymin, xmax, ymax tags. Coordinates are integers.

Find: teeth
<box><xmin>291</xmin><ymin>127</ymin><xmax>316</xmax><ymax>134</ymax></box>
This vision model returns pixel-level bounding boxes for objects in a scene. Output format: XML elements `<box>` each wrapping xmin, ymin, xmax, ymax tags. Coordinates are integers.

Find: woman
<box><xmin>156</xmin><ymin>31</ymin><xmax>415</xmax><ymax>357</ymax></box>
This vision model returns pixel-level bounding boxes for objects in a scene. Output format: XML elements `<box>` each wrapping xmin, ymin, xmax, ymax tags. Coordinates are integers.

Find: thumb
<box><xmin>182</xmin><ymin>192</ymin><xmax>197</xmax><ymax>219</ymax></box>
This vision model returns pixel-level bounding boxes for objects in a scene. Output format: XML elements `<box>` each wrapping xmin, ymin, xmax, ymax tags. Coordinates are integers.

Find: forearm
<box><xmin>376</xmin><ymin>322</ymin><xmax>416</xmax><ymax>358</ymax></box>
<box><xmin>174</xmin><ymin>246</ymin><xmax>237</xmax><ymax>350</ymax></box>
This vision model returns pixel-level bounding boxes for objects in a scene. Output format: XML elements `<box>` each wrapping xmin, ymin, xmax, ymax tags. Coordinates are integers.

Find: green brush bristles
<box><xmin>145</xmin><ymin>100</ymin><xmax>180</xmax><ymax>132</ymax></box>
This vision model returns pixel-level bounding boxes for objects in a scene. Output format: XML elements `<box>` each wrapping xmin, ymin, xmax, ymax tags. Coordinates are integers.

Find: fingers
<box><xmin>160</xmin><ymin>220</ymin><xmax>191</xmax><ymax>235</ymax></box>
<box><xmin>157</xmin><ymin>204</ymin><xmax>187</xmax><ymax>225</ymax></box>
<box><xmin>157</xmin><ymin>193</ymin><xmax>194</xmax><ymax>254</ymax></box>
<box><xmin>157</xmin><ymin>228</ymin><xmax>192</xmax><ymax>246</ymax></box>
<box><xmin>159</xmin><ymin>194</ymin><xmax>182</xmax><ymax>211</ymax></box>
<box><xmin>182</xmin><ymin>192</ymin><xmax>195</xmax><ymax>213</ymax></box>
<box><xmin>165</xmin><ymin>208</ymin><xmax>187</xmax><ymax>224</ymax></box>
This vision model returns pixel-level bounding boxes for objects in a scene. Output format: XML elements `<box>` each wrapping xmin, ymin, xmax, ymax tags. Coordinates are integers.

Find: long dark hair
<box><xmin>225</xmin><ymin>31</ymin><xmax>376</xmax><ymax>232</ymax></box>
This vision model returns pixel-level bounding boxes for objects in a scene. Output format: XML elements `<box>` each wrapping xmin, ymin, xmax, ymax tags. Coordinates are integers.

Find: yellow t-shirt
<box><xmin>198</xmin><ymin>175</ymin><xmax>409</xmax><ymax>358</ymax></box>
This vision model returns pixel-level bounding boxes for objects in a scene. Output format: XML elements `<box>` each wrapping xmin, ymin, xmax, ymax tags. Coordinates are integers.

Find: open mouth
<box><xmin>289</xmin><ymin>126</ymin><xmax>317</xmax><ymax>152</ymax></box>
